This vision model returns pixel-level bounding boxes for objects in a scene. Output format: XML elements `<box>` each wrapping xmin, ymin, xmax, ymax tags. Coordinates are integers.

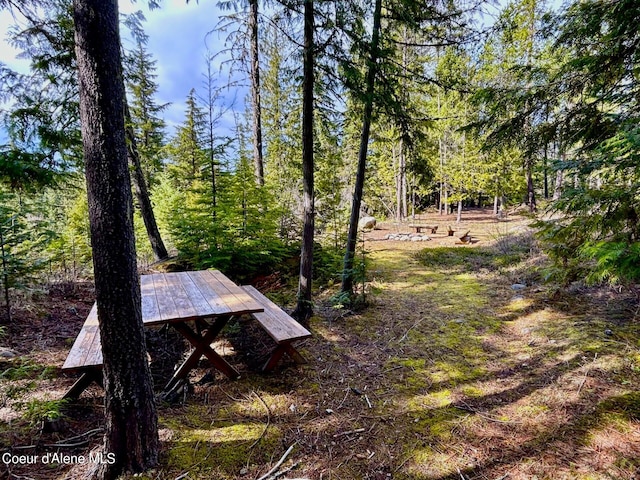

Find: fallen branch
<box><xmin>270</xmin><ymin>460</ymin><xmax>300</xmax><ymax>479</ymax></box>
<box><xmin>453</xmin><ymin>402</ymin><xmax>522</xmax><ymax>425</ymax></box>
<box><xmin>43</xmin><ymin>427</ymin><xmax>104</xmax><ymax>448</ymax></box>
<box><xmin>333</xmin><ymin>428</ymin><xmax>365</xmax><ymax>438</ymax></box>
<box><xmin>256</xmin><ymin>444</ymin><xmax>295</xmax><ymax>480</ymax></box>
<box><xmin>398</xmin><ymin>319</ymin><xmax>423</xmax><ymax>343</ymax></box>
<box><xmin>248</xmin><ymin>391</ymin><xmax>271</xmax><ymax>450</ymax></box>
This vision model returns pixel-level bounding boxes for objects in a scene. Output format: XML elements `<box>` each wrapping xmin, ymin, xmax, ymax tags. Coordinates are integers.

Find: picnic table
<box><xmin>408</xmin><ymin>224</ymin><xmax>438</xmax><ymax>234</ymax></box>
<box><xmin>62</xmin><ymin>270</ymin><xmax>265</xmax><ymax>398</ymax></box>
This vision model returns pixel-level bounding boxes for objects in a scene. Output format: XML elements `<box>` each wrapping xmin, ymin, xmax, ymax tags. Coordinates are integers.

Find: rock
<box><xmin>511</xmin><ymin>283</ymin><xmax>527</xmax><ymax>290</ymax></box>
<box><xmin>604</xmin><ymin>329</ymin><xmax>613</xmax><ymax>336</ymax></box>
<box><xmin>358</xmin><ymin>216</ymin><xmax>377</xmax><ymax>230</ymax></box>
<box><xmin>511</xmin><ymin>295</ymin><xmax>525</xmax><ymax>301</ymax></box>
<box><xmin>0</xmin><ymin>347</ymin><xmax>18</xmax><ymax>359</ymax></box>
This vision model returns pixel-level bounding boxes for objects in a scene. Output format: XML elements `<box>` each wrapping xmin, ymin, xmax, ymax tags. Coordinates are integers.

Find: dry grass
<box><xmin>1</xmin><ymin>209</ymin><xmax>639</xmax><ymax>479</ymax></box>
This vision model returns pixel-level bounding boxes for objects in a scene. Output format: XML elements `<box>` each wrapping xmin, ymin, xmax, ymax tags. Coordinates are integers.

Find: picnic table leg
<box><xmin>263</xmin><ymin>342</ymin><xmax>307</xmax><ymax>372</ymax></box>
<box><xmin>63</xmin><ymin>367</ymin><xmax>102</xmax><ymax>400</ymax></box>
<box><xmin>165</xmin><ymin>316</ymin><xmax>239</xmax><ymax>391</ymax></box>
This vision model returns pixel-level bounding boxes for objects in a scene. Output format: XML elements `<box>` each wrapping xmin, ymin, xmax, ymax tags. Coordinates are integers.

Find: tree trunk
<box><xmin>73</xmin><ymin>1</ymin><xmax>158</xmax><ymax>478</ymax></box>
<box><xmin>293</xmin><ymin>0</ymin><xmax>314</xmax><ymax>323</ymax></box>
<box><xmin>341</xmin><ymin>0</ymin><xmax>383</xmax><ymax>296</ymax></box>
<box><xmin>394</xmin><ymin>143</ymin><xmax>401</xmax><ymax>222</ymax></box>
<box><xmin>526</xmin><ymin>160</ymin><xmax>536</xmax><ymax>212</ymax></box>
<box><xmin>493</xmin><ymin>194</ymin><xmax>499</xmax><ymax>215</ymax></box>
<box><xmin>543</xmin><ymin>144</ymin><xmax>549</xmax><ymax>199</ymax></box>
<box><xmin>124</xmin><ymin>101</ymin><xmax>168</xmax><ymax>262</ymax></box>
<box><xmin>553</xmin><ymin>167</ymin><xmax>564</xmax><ymax>200</ymax></box>
<box><xmin>400</xmin><ymin>139</ymin><xmax>407</xmax><ymax>219</ymax></box>
<box><xmin>456</xmin><ymin>200</ymin><xmax>462</xmax><ymax>223</ymax></box>
<box><xmin>0</xmin><ymin>225</ymin><xmax>11</xmax><ymax>327</ymax></box>
<box><xmin>249</xmin><ymin>0</ymin><xmax>264</xmax><ymax>186</ymax></box>
<box><xmin>444</xmin><ymin>186</ymin><xmax>449</xmax><ymax>215</ymax></box>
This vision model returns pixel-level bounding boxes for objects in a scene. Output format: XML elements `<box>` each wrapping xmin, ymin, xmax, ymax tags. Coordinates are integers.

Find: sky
<box><xmin>0</xmin><ymin>0</ymin><xmax>244</xmax><ymax>140</ymax></box>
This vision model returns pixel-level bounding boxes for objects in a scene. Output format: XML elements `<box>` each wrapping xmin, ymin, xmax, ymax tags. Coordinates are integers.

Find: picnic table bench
<box><xmin>408</xmin><ymin>224</ymin><xmax>438</xmax><ymax>234</ymax></box>
<box><xmin>61</xmin><ymin>270</ymin><xmax>311</xmax><ymax>399</ymax></box>
<box><xmin>241</xmin><ymin>285</ymin><xmax>311</xmax><ymax>371</ymax></box>
<box><xmin>61</xmin><ymin>303</ymin><xmax>103</xmax><ymax>399</ymax></box>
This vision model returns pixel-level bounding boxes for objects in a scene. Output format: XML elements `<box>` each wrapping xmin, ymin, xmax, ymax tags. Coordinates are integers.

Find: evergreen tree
<box><xmin>537</xmin><ymin>0</ymin><xmax>640</xmax><ymax>283</ymax></box>
<box><xmin>124</xmin><ymin>39</ymin><xmax>167</xmax><ymax>187</ymax></box>
<box><xmin>72</xmin><ymin>0</ymin><xmax>158</xmax><ymax>476</ymax></box>
<box><xmin>217</xmin><ymin>0</ymin><xmax>265</xmax><ymax>185</ymax></box>
<box><xmin>165</xmin><ymin>89</ymin><xmax>208</xmax><ymax>189</ymax></box>
<box><xmin>293</xmin><ymin>0</ymin><xmax>315</xmax><ymax>323</ymax></box>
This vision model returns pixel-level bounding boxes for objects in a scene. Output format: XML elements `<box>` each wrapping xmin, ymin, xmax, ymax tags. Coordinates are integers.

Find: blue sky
<box><xmin>0</xmin><ymin>0</ymin><xmax>244</xmax><ymax>140</ymax></box>
<box><xmin>120</xmin><ymin>0</ymin><xmax>243</xmax><ymax>134</ymax></box>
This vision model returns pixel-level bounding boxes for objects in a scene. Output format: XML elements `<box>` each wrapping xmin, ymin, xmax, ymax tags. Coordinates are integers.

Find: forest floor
<box><xmin>1</xmin><ymin>208</ymin><xmax>640</xmax><ymax>480</ymax></box>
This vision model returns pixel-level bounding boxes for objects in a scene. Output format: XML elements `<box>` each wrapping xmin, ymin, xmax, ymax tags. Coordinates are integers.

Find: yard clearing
<box><xmin>1</xmin><ymin>209</ymin><xmax>639</xmax><ymax>479</ymax></box>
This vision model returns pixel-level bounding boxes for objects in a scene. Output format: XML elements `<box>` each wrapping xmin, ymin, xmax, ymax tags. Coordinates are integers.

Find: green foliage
<box><xmin>18</xmin><ymin>398</ymin><xmax>67</xmax><ymax>426</ymax></box>
<box><xmin>0</xmin><ymin>148</ymin><xmax>59</xmax><ymax>191</ymax></box>
<box><xmin>581</xmin><ymin>241</ymin><xmax>640</xmax><ymax>285</ymax></box>
<box><xmin>153</xmin><ymin>96</ymin><xmax>292</xmax><ymax>281</ymax></box>
<box><xmin>0</xmin><ymin>190</ymin><xmax>57</xmax><ymax>295</ymax></box>
<box><xmin>312</xmin><ymin>242</ymin><xmax>345</xmax><ymax>286</ymax></box>
<box><xmin>1</xmin><ymin>0</ymin><xmax>82</xmax><ymax>172</ymax></box>
<box><xmin>43</xmin><ymin>181</ymin><xmax>93</xmax><ymax>275</ymax></box>
<box><xmin>124</xmin><ymin>39</ymin><xmax>167</xmax><ymax>187</ymax></box>
<box><xmin>1</xmin><ymin>361</ymin><xmax>55</xmax><ymax>381</ymax></box>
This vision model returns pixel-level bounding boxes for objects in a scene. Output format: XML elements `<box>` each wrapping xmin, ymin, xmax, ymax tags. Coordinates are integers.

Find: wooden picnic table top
<box><xmin>140</xmin><ymin>270</ymin><xmax>263</xmax><ymax>325</ymax></box>
<box><xmin>62</xmin><ymin>270</ymin><xmax>264</xmax><ymax>371</ymax></box>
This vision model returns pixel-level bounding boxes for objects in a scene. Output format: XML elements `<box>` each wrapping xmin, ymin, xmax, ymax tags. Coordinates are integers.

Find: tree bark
<box><xmin>526</xmin><ymin>160</ymin><xmax>536</xmax><ymax>212</ymax></box>
<box><xmin>553</xmin><ymin>165</ymin><xmax>564</xmax><ymax>200</ymax></box>
<box><xmin>341</xmin><ymin>0</ymin><xmax>383</xmax><ymax>296</ymax></box>
<box><xmin>249</xmin><ymin>0</ymin><xmax>264</xmax><ymax>186</ymax></box>
<box><xmin>72</xmin><ymin>1</ymin><xmax>158</xmax><ymax>478</ymax></box>
<box><xmin>124</xmin><ymin>101</ymin><xmax>168</xmax><ymax>262</ymax></box>
<box><xmin>400</xmin><ymin>139</ymin><xmax>407</xmax><ymax>219</ymax></box>
<box><xmin>293</xmin><ymin>0</ymin><xmax>314</xmax><ymax>323</ymax></box>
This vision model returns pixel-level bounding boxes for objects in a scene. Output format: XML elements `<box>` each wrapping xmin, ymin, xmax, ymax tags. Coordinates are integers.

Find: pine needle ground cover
<box><xmin>0</xmin><ymin>210</ymin><xmax>638</xmax><ymax>479</ymax></box>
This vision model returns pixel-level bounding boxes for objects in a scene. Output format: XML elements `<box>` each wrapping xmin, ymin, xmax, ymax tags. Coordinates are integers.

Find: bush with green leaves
<box><xmin>19</xmin><ymin>399</ymin><xmax>67</xmax><ymax>426</ymax></box>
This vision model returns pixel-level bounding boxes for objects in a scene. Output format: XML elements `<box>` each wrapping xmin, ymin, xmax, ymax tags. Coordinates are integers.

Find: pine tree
<box><xmin>124</xmin><ymin>40</ymin><xmax>167</xmax><ymax>187</ymax></box>
<box><xmin>73</xmin><ymin>0</ymin><xmax>158</xmax><ymax>476</ymax></box>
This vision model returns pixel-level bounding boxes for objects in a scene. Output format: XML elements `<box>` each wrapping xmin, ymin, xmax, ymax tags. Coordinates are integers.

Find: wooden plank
<box><xmin>207</xmin><ymin>270</ymin><xmax>263</xmax><ymax>314</ymax></box>
<box><xmin>172</xmin><ymin>272</ymin><xmax>213</xmax><ymax>318</ymax></box>
<box><xmin>62</xmin><ymin>303</ymin><xmax>101</xmax><ymax>370</ymax></box>
<box><xmin>162</xmin><ymin>273</ymin><xmax>199</xmax><ymax>320</ymax></box>
<box><xmin>84</xmin><ymin>303</ymin><xmax>99</xmax><ymax>326</ymax></box>
<box><xmin>170</xmin><ymin>320</ymin><xmax>240</xmax><ymax>381</ymax></box>
<box><xmin>62</xmin><ymin>324</ymin><xmax>100</xmax><ymax>370</ymax></box>
<box><xmin>62</xmin><ymin>368</ymin><xmax>102</xmax><ymax>399</ymax></box>
<box><xmin>83</xmin><ymin>328</ymin><xmax>103</xmax><ymax>367</ymax></box>
<box><xmin>186</xmin><ymin>270</ymin><xmax>230</xmax><ymax>315</ymax></box>
<box><xmin>62</xmin><ymin>326</ymin><xmax>92</xmax><ymax>370</ymax></box>
<box><xmin>242</xmin><ymin>286</ymin><xmax>311</xmax><ymax>343</ymax></box>
<box><xmin>140</xmin><ymin>275</ymin><xmax>162</xmax><ymax>324</ymax></box>
<box><xmin>152</xmin><ymin>273</ymin><xmax>180</xmax><ymax>322</ymax></box>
